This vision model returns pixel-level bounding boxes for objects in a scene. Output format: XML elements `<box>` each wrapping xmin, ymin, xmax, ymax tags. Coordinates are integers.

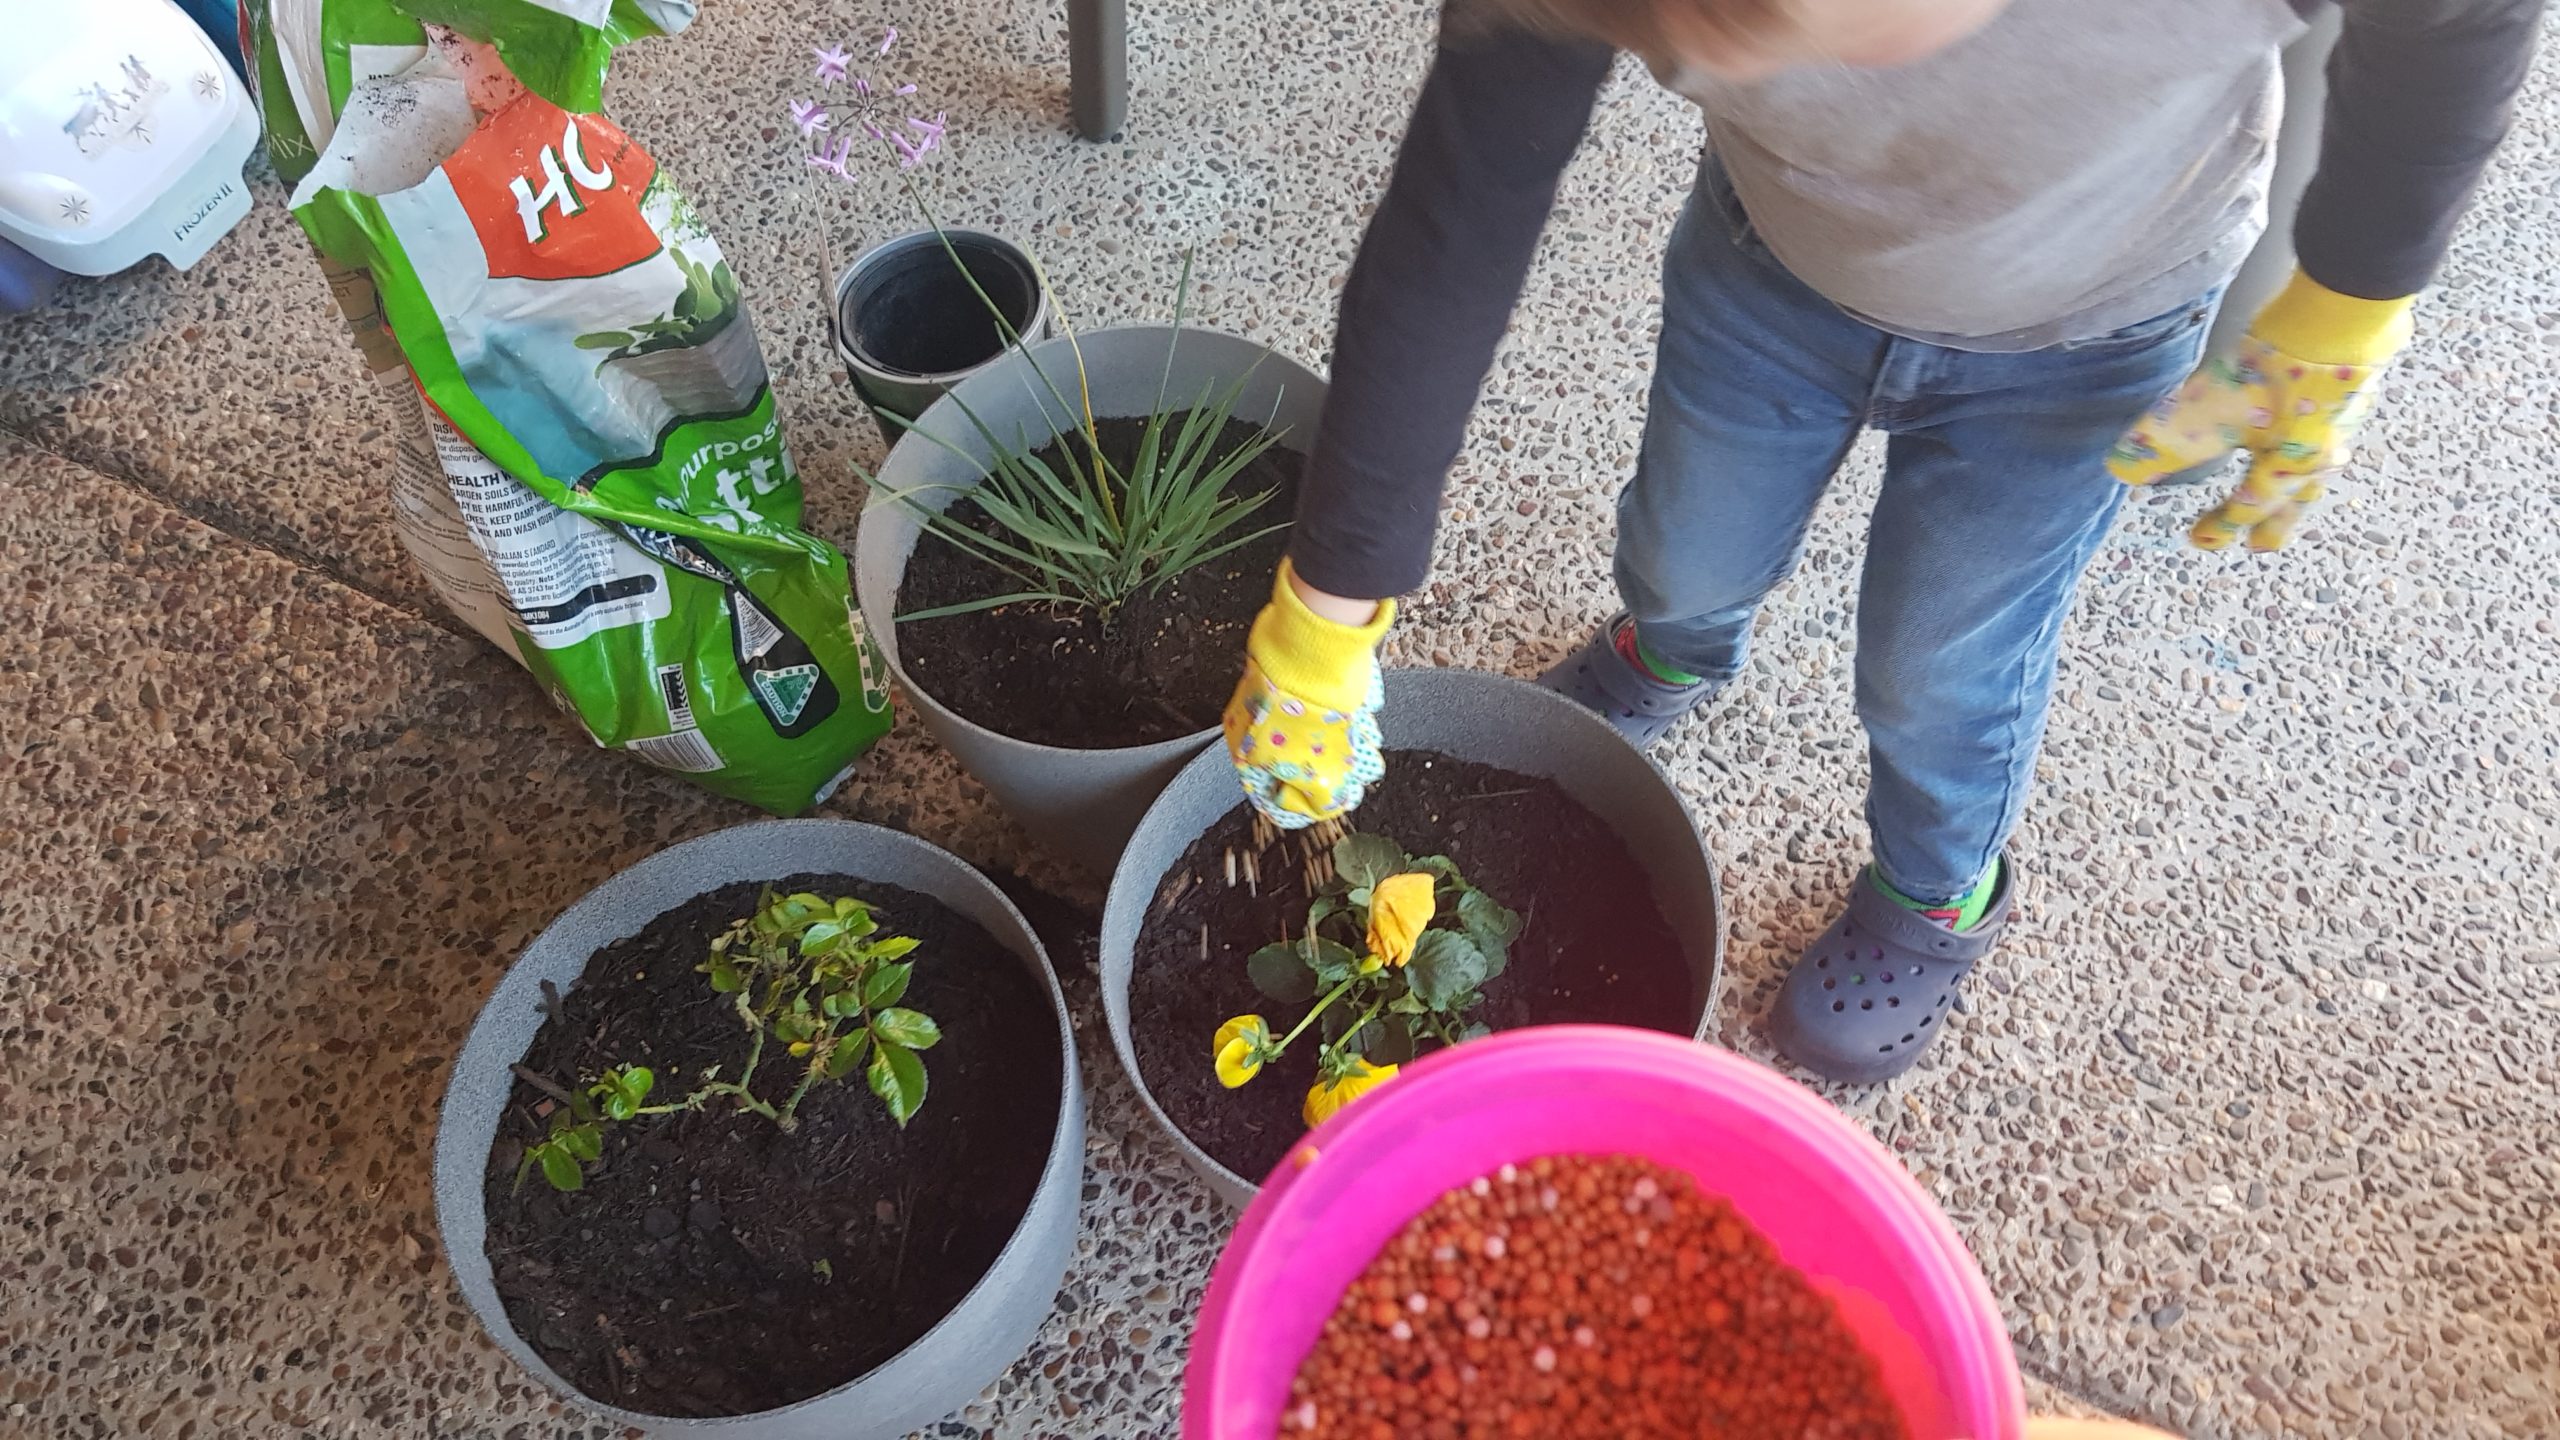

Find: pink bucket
<box><xmin>1184</xmin><ymin>1026</ymin><xmax>2025</xmax><ymax>1440</ymax></box>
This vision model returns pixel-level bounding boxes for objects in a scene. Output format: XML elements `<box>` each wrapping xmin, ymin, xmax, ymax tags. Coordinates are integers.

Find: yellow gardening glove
<box><xmin>1222</xmin><ymin>560</ymin><xmax>1394</xmax><ymax>829</ymax></box>
<box><xmin>2107</xmin><ymin>270</ymin><xmax>2415</xmax><ymax>552</ymax></box>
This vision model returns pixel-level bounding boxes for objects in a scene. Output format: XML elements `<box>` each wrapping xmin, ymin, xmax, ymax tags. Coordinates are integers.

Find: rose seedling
<box><xmin>517</xmin><ymin>889</ymin><xmax>940</xmax><ymax>1193</ymax></box>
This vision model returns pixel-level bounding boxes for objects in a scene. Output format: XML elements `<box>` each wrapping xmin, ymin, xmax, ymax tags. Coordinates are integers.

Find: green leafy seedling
<box><xmin>517</xmin><ymin>888</ymin><xmax>942</xmax><ymax>1196</ymax></box>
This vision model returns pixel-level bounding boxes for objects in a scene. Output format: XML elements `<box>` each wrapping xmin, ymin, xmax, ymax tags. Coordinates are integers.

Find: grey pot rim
<box><xmin>831</xmin><ymin>227</ymin><xmax>1054</xmax><ymax>389</ymax></box>
<box><xmin>860</xmin><ymin>322</ymin><xmax>1308</xmax><ymax>764</ymax></box>
<box><xmin>1099</xmin><ymin>666</ymin><xmax>1728</xmax><ymax>1203</ymax></box>
<box><xmin>431</xmin><ymin>818</ymin><xmax>1083</xmax><ymax>1431</ymax></box>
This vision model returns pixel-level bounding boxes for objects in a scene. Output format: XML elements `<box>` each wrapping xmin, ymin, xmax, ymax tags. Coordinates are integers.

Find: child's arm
<box><xmin>1224</xmin><ymin>12</ymin><xmax>1614</xmax><ymax>828</ymax></box>
<box><xmin>1286</xmin><ymin>12</ymin><xmax>1615</xmax><ymax>604</ymax></box>
<box><xmin>2296</xmin><ymin>0</ymin><xmax>2543</xmax><ymax>305</ymax></box>
<box><xmin>2110</xmin><ymin>0</ymin><xmax>2544</xmax><ymax>549</ymax></box>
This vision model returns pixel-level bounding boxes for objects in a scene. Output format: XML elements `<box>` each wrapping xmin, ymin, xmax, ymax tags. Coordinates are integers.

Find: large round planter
<box><xmin>854</xmin><ymin>324</ymin><xmax>1326</xmax><ymax>870</ymax></box>
<box><xmin>1099</xmin><ymin>666</ymin><xmax>1726</xmax><ymax>1207</ymax></box>
<box><xmin>433</xmin><ymin>820</ymin><xmax>1085</xmax><ymax>1440</ymax></box>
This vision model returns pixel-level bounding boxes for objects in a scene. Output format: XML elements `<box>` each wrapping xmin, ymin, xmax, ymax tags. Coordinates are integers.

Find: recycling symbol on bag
<box><xmin>752</xmin><ymin>664</ymin><xmax>822</xmax><ymax>730</ymax></box>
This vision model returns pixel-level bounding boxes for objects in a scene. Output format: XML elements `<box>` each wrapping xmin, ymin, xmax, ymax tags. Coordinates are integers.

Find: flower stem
<box><xmin>1275</xmin><ymin>976</ymin><xmax>1362</xmax><ymax>1055</ymax></box>
<box><xmin>776</xmin><ymin>1054</ymin><xmax>826</xmax><ymax>1130</ymax></box>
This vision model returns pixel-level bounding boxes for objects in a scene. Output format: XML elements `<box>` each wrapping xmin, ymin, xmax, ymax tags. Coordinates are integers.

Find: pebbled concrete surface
<box><xmin>4</xmin><ymin>0</ymin><xmax>2556</xmax><ymax>1435</ymax></box>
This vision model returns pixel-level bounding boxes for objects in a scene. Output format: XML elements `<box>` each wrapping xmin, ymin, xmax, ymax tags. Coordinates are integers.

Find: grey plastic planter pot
<box><xmin>433</xmin><ymin>820</ymin><xmax>1084</xmax><ymax>1440</ymax></box>
<box><xmin>1099</xmin><ymin>667</ymin><xmax>1726</xmax><ymax>1206</ymax></box>
<box><xmin>855</xmin><ymin>324</ymin><xmax>1326</xmax><ymax>870</ymax></box>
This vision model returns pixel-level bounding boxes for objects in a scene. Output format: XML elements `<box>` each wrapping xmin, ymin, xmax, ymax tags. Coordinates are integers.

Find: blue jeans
<box><xmin>1619</xmin><ymin>159</ymin><xmax>2218</xmax><ymax>905</ymax></box>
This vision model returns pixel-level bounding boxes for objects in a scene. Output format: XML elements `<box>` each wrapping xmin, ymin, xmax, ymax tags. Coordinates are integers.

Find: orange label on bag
<box><xmin>444</xmin><ymin>93</ymin><xmax>661</xmax><ymax>281</ymax></box>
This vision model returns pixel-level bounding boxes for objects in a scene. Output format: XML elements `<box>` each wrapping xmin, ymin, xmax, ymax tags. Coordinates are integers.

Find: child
<box><xmin>1222</xmin><ymin>0</ymin><xmax>2538</xmax><ymax>1081</ymax></box>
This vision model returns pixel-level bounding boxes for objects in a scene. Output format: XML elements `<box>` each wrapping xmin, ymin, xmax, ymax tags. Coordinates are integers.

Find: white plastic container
<box><xmin>0</xmin><ymin>0</ymin><xmax>261</xmax><ymax>278</ymax></box>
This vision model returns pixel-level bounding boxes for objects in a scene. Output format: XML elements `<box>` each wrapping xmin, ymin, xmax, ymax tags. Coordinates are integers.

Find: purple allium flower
<box><xmin>894</xmin><ymin>82</ymin><xmax>917</xmax><ymax>96</ymax></box>
<box><xmin>811</xmin><ymin>44</ymin><xmax>852</xmax><ymax>86</ymax></box>
<box><xmin>862</xmin><ymin>118</ymin><xmax>887</xmax><ymax>141</ymax></box>
<box><xmin>786</xmin><ymin>98</ymin><xmax>830</xmax><ymax>136</ymax></box>
<box><xmin>906</xmin><ymin>112</ymin><xmax>946</xmax><ymax>139</ymax></box>
<box><xmin>889</xmin><ymin>133</ymin><xmax>924</xmax><ymax>167</ymax></box>
<box><xmin>878</xmin><ymin>28</ymin><xmax>898</xmax><ymax>56</ymax></box>
<box><xmin>853</xmin><ymin>74</ymin><xmax>872</xmax><ymax>97</ymax></box>
<box><xmin>804</xmin><ymin>134</ymin><xmax>854</xmax><ymax>177</ymax></box>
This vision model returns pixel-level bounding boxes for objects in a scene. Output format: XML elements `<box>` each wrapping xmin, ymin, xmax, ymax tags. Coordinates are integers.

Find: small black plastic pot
<box><xmin>833</xmin><ymin>229</ymin><xmax>1052</xmax><ymax>433</ymax></box>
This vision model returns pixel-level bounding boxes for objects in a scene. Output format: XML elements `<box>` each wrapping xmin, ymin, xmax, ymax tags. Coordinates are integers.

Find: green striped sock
<box><xmin>1873</xmin><ymin>860</ymin><xmax>2002</xmax><ymax>933</ymax></box>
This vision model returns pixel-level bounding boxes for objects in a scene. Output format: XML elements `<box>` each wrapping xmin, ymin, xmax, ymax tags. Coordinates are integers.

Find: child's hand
<box><xmin>2108</xmin><ymin>270</ymin><xmax>2414</xmax><ymax>553</ymax></box>
<box><xmin>1223</xmin><ymin>561</ymin><xmax>1392</xmax><ymax>829</ymax></box>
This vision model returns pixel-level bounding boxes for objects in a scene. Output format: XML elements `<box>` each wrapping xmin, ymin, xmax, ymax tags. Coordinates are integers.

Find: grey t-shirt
<box><xmin>1285</xmin><ymin>0</ymin><xmax>2544</xmax><ymax>599</ymax></box>
<box><xmin>1659</xmin><ymin>0</ymin><xmax>2303</xmax><ymax>350</ymax></box>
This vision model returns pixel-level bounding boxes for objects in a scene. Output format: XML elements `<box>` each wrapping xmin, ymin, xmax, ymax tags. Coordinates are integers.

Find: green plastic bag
<box><xmin>249</xmin><ymin>1</ymin><xmax>893</xmax><ymax>814</ymax></box>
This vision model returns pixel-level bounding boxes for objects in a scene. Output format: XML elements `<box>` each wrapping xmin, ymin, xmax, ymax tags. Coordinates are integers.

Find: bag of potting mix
<box><xmin>244</xmin><ymin>0</ymin><xmax>894</xmax><ymax>815</ymax></box>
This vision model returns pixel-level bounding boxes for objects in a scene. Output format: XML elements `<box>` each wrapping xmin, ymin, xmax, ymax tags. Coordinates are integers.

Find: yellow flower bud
<box><xmin>1303</xmin><ymin>1057</ymin><xmax>1399</xmax><ymax>1128</ymax></box>
<box><xmin>1213</xmin><ymin>1014</ymin><xmax>1271</xmax><ymax>1089</ymax></box>
<box><xmin>1366</xmin><ymin>872</ymin><xmax>1437</xmax><ymax>967</ymax></box>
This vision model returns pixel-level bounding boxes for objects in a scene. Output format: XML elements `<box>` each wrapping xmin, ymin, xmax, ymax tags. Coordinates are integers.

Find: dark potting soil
<box><xmin>1129</xmin><ymin>753</ymin><xmax>1702</xmax><ymax>1182</ymax></box>
<box><xmin>480</xmin><ymin>875</ymin><xmax>1061</xmax><ymax>1419</ymax></box>
<box><xmin>893</xmin><ymin>412</ymin><xmax>1301</xmax><ymax>749</ymax></box>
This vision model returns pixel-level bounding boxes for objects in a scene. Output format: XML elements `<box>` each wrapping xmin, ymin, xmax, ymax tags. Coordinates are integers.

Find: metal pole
<box><xmin>1068</xmin><ymin>0</ymin><xmax>1129</xmax><ymax>141</ymax></box>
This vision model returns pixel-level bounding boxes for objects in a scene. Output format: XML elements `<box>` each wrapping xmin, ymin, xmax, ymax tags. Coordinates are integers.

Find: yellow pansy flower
<box><xmin>1303</xmin><ymin>1058</ymin><xmax>1399</xmax><ymax>1128</ymax></box>
<box><xmin>1214</xmin><ymin>1015</ymin><xmax>1271</xmax><ymax>1089</ymax></box>
<box><xmin>1366</xmin><ymin>872</ymin><xmax>1437</xmax><ymax>967</ymax></box>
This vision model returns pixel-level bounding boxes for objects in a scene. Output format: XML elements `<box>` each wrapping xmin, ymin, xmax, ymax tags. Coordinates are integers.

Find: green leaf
<box><xmin>871</xmin><ymin>1007</ymin><xmax>942</xmax><ymax>1051</ymax></box>
<box><xmin>896</xmin><ymin>590</ymin><xmax>1090</xmax><ymax>623</ymax></box>
<box><xmin>822</xmin><ymin>989</ymin><xmax>864</xmax><ymax>1019</ymax></box>
<box><xmin>1406</xmin><ymin>931</ymin><xmax>1491</xmax><ymax>1012</ymax></box>
<box><xmin>1332</xmin><ymin>834</ymin><xmax>1405</xmax><ymax>892</ymax></box>
<box><xmin>1457</xmin><ymin>890</ymin><xmax>1522</xmax><ymax>945</ymax></box>
<box><xmin>1307</xmin><ymin>895</ymin><xmax>1342</xmax><ymax>931</ymax></box>
<box><xmin>1457</xmin><ymin>891</ymin><xmax>1524</xmax><ymax>977</ymax></box>
<box><xmin>1459</xmin><ymin>1021</ymin><xmax>1494</xmax><ymax>1043</ymax></box>
<box><xmin>869</xmin><ymin>1040</ymin><xmax>928</xmax><ymax>1126</ymax></box>
<box><xmin>865</xmin><ymin>934</ymin><xmax>918</xmax><ymax>961</ymax></box>
<box><xmin>775</xmin><ymin>1011</ymin><xmax>818</xmax><ymax>1045</ymax></box>
<box><xmin>1387</xmin><ymin>992</ymin><xmax>1427</xmax><ymax>1015</ymax></box>
<box><xmin>558</xmin><ymin>1124</ymin><xmax>604</xmax><ymax>1161</ymax></box>
<box><xmin>863</xmin><ymin>962</ymin><xmax>914</xmax><ymax>1009</ymax></box>
<box><xmin>572</xmin><ymin>330</ymin><xmax>632</xmax><ymax>350</ymax></box>
<box><xmin>706</xmin><ymin>959</ymin><xmax>744</xmax><ymax>993</ymax></box>
<box><xmin>800</xmin><ymin>919</ymin><xmax>847</xmax><ymax>956</ymax></box>
<box><xmin>1246</xmin><ymin>944</ymin><xmax>1320</xmax><ymax>1003</ymax></box>
<box><xmin>1410</xmin><ymin>855</ymin><xmax>1463</xmax><ymax>883</ymax></box>
<box><xmin>538</xmin><ymin>1146</ymin><xmax>586</xmax><ymax>1192</ymax></box>
<box><xmin>823</xmin><ymin>1031</ymin><xmax>870</xmax><ymax>1079</ymax></box>
<box><xmin>1306</xmin><ymin>938</ymin><xmax>1360</xmax><ymax>987</ymax></box>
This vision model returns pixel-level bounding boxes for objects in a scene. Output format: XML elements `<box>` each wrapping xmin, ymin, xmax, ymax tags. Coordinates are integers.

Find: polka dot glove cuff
<box><xmin>1222</xmin><ymin>561</ymin><xmax>1394</xmax><ymax>830</ymax></box>
<box><xmin>2108</xmin><ymin>270</ymin><xmax>2414</xmax><ymax>553</ymax></box>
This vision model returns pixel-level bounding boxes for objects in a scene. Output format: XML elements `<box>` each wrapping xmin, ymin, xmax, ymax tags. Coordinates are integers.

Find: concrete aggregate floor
<box><xmin>4</xmin><ymin>2</ymin><xmax>2556</xmax><ymax>1436</ymax></box>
